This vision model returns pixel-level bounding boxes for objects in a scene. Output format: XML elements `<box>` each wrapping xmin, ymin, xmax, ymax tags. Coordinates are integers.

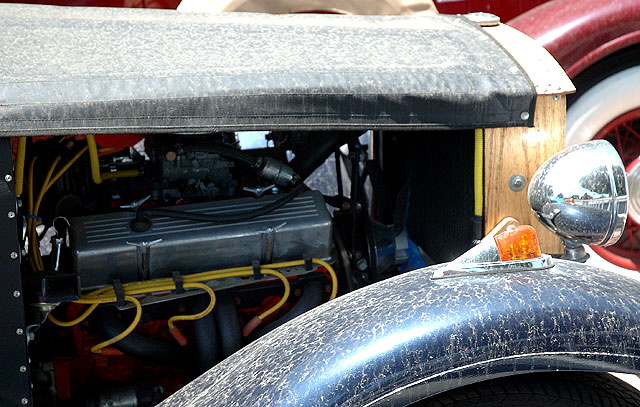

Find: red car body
<box><xmin>435</xmin><ymin>0</ymin><xmax>547</xmax><ymax>22</ymax></box>
<box><xmin>508</xmin><ymin>0</ymin><xmax>640</xmax><ymax>78</ymax></box>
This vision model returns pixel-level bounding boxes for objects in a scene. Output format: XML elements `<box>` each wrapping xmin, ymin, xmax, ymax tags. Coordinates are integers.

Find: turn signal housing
<box><xmin>494</xmin><ymin>225</ymin><xmax>542</xmax><ymax>261</ymax></box>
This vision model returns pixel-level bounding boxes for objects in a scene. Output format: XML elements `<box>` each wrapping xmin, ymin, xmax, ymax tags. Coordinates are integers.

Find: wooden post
<box><xmin>484</xmin><ymin>95</ymin><xmax>566</xmax><ymax>254</ymax></box>
<box><xmin>481</xmin><ymin>23</ymin><xmax>575</xmax><ymax>254</ymax></box>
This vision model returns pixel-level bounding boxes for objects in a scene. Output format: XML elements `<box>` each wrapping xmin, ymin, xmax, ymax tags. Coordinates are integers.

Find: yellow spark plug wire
<box><xmin>24</xmin><ymin>136</ymin><xmax>134</xmax><ymax>272</ymax></box>
<box><xmin>27</xmin><ymin>145</ymin><xmax>89</xmax><ymax>271</ymax></box>
<box><xmin>89</xmin><ymin>296</ymin><xmax>142</xmax><ymax>354</ymax></box>
<box><xmin>49</xmin><ymin>258</ymin><xmax>336</xmax><ymax>350</ymax></box>
<box><xmin>15</xmin><ymin>137</ymin><xmax>27</xmax><ymax>197</ymax></box>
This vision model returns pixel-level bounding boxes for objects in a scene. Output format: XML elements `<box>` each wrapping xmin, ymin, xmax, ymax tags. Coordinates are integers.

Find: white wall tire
<box><xmin>567</xmin><ymin>66</ymin><xmax>640</xmax><ymax>146</ymax></box>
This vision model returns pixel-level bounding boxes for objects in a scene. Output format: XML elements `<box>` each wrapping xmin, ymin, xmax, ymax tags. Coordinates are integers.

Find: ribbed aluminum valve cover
<box><xmin>70</xmin><ymin>191</ymin><xmax>334</xmax><ymax>289</ymax></box>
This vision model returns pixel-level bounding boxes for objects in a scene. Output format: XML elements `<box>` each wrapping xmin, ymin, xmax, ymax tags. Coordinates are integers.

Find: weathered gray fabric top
<box><xmin>0</xmin><ymin>4</ymin><xmax>536</xmax><ymax>136</ymax></box>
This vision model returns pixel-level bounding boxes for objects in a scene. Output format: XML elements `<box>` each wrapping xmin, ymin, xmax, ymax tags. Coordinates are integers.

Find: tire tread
<box><xmin>420</xmin><ymin>373</ymin><xmax>640</xmax><ymax>407</ymax></box>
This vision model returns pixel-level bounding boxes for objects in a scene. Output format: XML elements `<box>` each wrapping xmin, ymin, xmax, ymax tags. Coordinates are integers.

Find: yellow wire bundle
<box><xmin>23</xmin><ymin>137</ymin><xmax>134</xmax><ymax>271</ymax></box>
<box><xmin>49</xmin><ymin>259</ymin><xmax>337</xmax><ymax>352</ymax></box>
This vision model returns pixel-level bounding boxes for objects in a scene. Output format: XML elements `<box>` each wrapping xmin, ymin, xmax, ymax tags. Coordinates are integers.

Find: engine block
<box><xmin>70</xmin><ymin>191</ymin><xmax>334</xmax><ymax>289</ymax></box>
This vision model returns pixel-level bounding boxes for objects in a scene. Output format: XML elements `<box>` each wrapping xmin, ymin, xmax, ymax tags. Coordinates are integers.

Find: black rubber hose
<box><xmin>194</xmin><ymin>144</ymin><xmax>258</xmax><ymax>167</ymax></box>
<box><xmin>249</xmin><ymin>281</ymin><xmax>325</xmax><ymax>341</ymax></box>
<box><xmin>192</xmin><ymin>295</ymin><xmax>220</xmax><ymax>373</ymax></box>
<box><xmin>142</xmin><ymin>183</ymin><xmax>306</xmax><ymax>224</ymax></box>
<box><xmin>94</xmin><ymin>305</ymin><xmax>191</xmax><ymax>367</ymax></box>
<box><xmin>289</xmin><ymin>133</ymin><xmax>355</xmax><ymax>180</ymax></box>
<box><xmin>214</xmin><ymin>292</ymin><xmax>242</xmax><ymax>359</ymax></box>
<box><xmin>335</xmin><ymin>148</ymin><xmax>344</xmax><ymax>198</ymax></box>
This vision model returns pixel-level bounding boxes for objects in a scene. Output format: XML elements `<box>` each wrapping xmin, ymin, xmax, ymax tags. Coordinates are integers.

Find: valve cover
<box><xmin>70</xmin><ymin>191</ymin><xmax>334</xmax><ymax>290</ymax></box>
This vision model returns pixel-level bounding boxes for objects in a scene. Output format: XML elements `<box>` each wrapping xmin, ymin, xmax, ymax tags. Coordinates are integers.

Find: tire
<box><xmin>566</xmin><ymin>66</ymin><xmax>640</xmax><ymax>270</ymax></box>
<box><xmin>418</xmin><ymin>372</ymin><xmax>640</xmax><ymax>407</ymax></box>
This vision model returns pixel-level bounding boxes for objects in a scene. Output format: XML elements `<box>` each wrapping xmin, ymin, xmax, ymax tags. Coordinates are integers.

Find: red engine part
<box><xmin>51</xmin><ymin>304</ymin><xmax>187</xmax><ymax>404</ymax></box>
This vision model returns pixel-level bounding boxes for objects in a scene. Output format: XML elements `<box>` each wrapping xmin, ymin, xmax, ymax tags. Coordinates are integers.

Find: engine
<box><xmin>20</xmin><ymin>132</ymin><xmax>424</xmax><ymax>407</ymax></box>
<box><xmin>70</xmin><ymin>190</ymin><xmax>334</xmax><ymax>289</ymax></box>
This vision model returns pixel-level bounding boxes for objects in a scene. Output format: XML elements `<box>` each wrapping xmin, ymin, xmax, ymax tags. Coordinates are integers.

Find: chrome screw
<box><xmin>5</xmin><ymin>174</ymin><xmax>12</xmax><ymax>183</ymax></box>
<box><xmin>509</xmin><ymin>174</ymin><xmax>527</xmax><ymax>192</ymax></box>
<box><xmin>520</xmin><ymin>111</ymin><xmax>530</xmax><ymax>120</ymax></box>
<box><xmin>21</xmin><ymin>398</ymin><xmax>28</xmax><ymax>405</ymax></box>
<box><xmin>16</xmin><ymin>328</ymin><xmax>24</xmax><ymax>335</ymax></box>
<box><xmin>7</xmin><ymin>211</ymin><xmax>15</xmax><ymax>219</ymax></box>
<box><xmin>10</xmin><ymin>251</ymin><xmax>18</xmax><ymax>259</ymax></box>
<box><xmin>19</xmin><ymin>366</ymin><xmax>27</xmax><ymax>373</ymax></box>
<box><xmin>13</xmin><ymin>290</ymin><xmax>20</xmax><ymax>298</ymax></box>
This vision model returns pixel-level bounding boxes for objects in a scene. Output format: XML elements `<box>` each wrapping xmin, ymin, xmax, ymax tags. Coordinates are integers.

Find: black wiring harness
<box><xmin>134</xmin><ymin>183</ymin><xmax>307</xmax><ymax>228</ymax></box>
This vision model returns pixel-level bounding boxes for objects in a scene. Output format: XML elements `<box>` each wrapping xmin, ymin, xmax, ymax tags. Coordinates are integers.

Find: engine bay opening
<box><xmin>15</xmin><ymin>130</ymin><xmax>471</xmax><ymax>406</ymax></box>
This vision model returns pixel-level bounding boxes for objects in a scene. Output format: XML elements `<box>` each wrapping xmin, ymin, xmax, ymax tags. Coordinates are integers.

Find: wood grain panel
<box><xmin>484</xmin><ymin>95</ymin><xmax>566</xmax><ymax>254</ymax></box>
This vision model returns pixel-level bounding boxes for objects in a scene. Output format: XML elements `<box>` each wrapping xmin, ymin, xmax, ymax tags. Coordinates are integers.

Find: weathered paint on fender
<box><xmin>160</xmin><ymin>260</ymin><xmax>640</xmax><ymax>407</ymax></box>
<box><xmin>509</xmin><ymin>0</ymin><xmax>640</xmax><ymax>78</ymax></box>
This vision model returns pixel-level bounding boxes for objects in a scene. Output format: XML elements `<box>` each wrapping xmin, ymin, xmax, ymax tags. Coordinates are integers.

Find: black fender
<box><xmin>160</xmin><ymin>260</ymin><xmax>640</xmax><ymax>406</ymax></box>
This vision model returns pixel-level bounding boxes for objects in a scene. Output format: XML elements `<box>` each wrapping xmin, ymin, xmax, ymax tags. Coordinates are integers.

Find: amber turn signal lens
<box><xmin>493</xmin><ymin>225</ymin><xmax>542</xmax><ymax>261</ymax></box>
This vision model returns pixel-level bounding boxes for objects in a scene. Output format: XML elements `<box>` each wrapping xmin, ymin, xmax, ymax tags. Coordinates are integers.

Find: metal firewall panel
<box><xmin>0</xmin><ymin>138</ymin><xmax>31</xmax><ymax>406</ymax></box>
<box><xmin>70</xmin><ymin>191</ymin><xmax>334</xmax><ymax>289</ymax></box>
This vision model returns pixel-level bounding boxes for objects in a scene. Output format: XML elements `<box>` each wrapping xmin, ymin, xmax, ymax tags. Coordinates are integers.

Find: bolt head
<box><xmin>10</xmin><ymin>252</ymin><xmax>18</xmax><ymax>259</ymax></box>
<box><xmin>5</xmin><ymin>174</ymin><xmax>12</xmax><ymax>183</ymax></box>
<box><xmin>7</xmin><ymin>211</ymin><xmax>15</xmax><ymax>219</ymax></box>
<box><xmin>16</xmin><ymin>328</ymin><xmax>24</xmax><ymax>335</ymax></box>
<box><xmin>520</xmin><ymin>111</ymin><xmax>530</xmax><ymax>120</ymax></box>
<box><xmin>164</xmin><ymin>151</ymin><xmax>177</xmax><ymax>162</ymax></box>
<box><xmin>19</xmin><ymin>366</ymin><xmax>27</xmax><ymax>373</ymax></box>
<box><xmin>13</xmin><ymin>290</ymin><xmax>20</xmax><ymax>298</ymax></box>
<box><xmin>508</xmin><ymin>174</ymin><xmax>527</xmax><ymax>192</ymax></box>
<box><xmin>21</xmin><ymin>398</ymin><xmax>28</xmax><ymax>405</ymax></box>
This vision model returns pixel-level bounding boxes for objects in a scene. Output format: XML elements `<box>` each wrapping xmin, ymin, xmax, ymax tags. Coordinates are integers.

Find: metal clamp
<box><xmin>126</xmin><ymin>239</ymin><xmax>163</xmax><ymax>281</ymax></box>
<box><xmin>172</xmin><ymin>271</ymin><xmax>185</xmax><ymax>294</ymax></box>
<box><xmin>112</xmin><ymin>279</ymin><xmax>126</xmax><ymax>309</ymax></box>
<box><xmin>260</xmin><ymin>222</ymin><xmax>286</xmax><ymax>264</ymax></box>
<box><xmin>252</xmin><ymin>260</ymin><xmax>262</xmax><ymax>280</ymax></box>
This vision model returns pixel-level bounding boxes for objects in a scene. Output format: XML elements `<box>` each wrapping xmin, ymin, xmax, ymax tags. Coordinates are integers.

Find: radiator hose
<box><xmin>192</xmin><ymin>294</ymin><xmax>220</xmax><ymax>373</ymax></box>
<box><xmin>214</xmin><ymin>292</ymin><xmax>242</xmax><ymax>359</ymax></box>
<box><xmin>94</xmin><ymin>305</ymin><xmax>191</xmax><ymax>367</ymax></box>
<box><xmin>249</xmin><ymin>281</ymin><xmax>325</xmax><ymax>341</ymax></box>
